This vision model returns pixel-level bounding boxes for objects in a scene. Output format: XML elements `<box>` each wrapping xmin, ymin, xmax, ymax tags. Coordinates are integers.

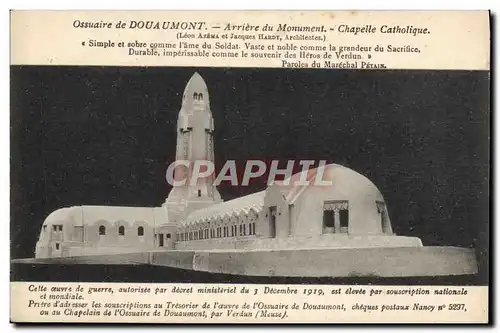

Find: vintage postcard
<box><xmin>10</xmin><ymin>10</ymin><xmax>490</xmax><ymax>323</ymax></box>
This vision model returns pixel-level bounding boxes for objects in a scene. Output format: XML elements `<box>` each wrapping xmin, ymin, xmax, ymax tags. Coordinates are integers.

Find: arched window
<box><xmin>138</xmin><ymin>226</ymin><xmax>144</xmax><ymax>236</ymax></box>
<box><xmin>118</xmin><ymin>226</ymin><xmax>125</xmax><ymax>236</ymax></box>
<box><xmin>99</xmin><ymin>225</ymin><xmax>106</xmax><ymax>235</ymax></box>
<box><xmin>198</xmin><ymin>189</ymin><xmax>201</xmax><ymax>197</ymax></box>
<box><xmin>192</xmin><ymin>92</ymin><xmax>204</xmax><ymax>101</ymax></box>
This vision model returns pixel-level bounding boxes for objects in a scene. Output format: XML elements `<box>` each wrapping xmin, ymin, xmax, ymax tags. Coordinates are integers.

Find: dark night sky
<box><xmin>10</xmin><ymin>66</ymin><xmax>489</xmax><ymax>280</ymax></box>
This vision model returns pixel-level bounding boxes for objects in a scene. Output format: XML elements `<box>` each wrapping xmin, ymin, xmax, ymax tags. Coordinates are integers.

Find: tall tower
<box><xmin>164</xmin><ymin>73</ymin><xmax>222</xmax><ymax>223</ymax></box>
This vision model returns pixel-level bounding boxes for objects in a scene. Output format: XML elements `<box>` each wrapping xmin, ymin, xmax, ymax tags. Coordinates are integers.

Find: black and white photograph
<box><xmin>10</xmin><ymin>66</ymin><xmax>489</xmax><ymax>286</ymax></box>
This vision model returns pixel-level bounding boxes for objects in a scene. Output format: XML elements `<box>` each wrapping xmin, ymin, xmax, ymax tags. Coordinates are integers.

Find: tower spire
<box><xmin>164</xmin><ymin>73</ymin><xmax>222</xmax><ymax>223</ymax></box>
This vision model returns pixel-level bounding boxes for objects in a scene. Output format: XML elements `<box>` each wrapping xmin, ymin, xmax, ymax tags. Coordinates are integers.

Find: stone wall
<box><xmin>174</xmin><ymin>234</ymin><xmax>422</xmax><ymax>251</ymax></box>
<box><xmin>83</xmin><ymin>221</ymin><xmax>154</xmax><ymax>249</ymax></box>
<box><xmin>174</xmin><ymin>237</ymin><xmax>257</xmax><ymax>250</ymax></box>
<box><xmin>65</xmin><ymin>245</ymin><xmax>150</xmax><ymax>258</ymax></box>
<box><xmin>189</xmin><ymin>246</ymin><xmax>478</xmax><ymax>277</ymax></box>
<box><xmin>149</xmin><ymin>250</ymin><xmax>196</xmax><ymax>270</ymax></box>
<box><xmin>24</xmin><ymin>246</ymin><xmax>478</xmax><ymax>278</ymax></box>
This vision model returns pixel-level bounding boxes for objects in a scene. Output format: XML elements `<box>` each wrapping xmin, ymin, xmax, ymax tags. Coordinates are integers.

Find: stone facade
<box><xmin>34</xmin><ymin>73</ymin><xmax>422</xmax><ymax>259</ymax></box>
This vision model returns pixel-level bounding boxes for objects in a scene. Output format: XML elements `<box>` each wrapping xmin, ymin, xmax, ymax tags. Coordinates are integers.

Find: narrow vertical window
<box><xmin>268</xmin><ymin>206</ymin><xmax>277</xmax><ymax>238</ymax></box>
<box><xmin>138</xmin><ymin>226</ymin><xmax>144</xmax><ymax>236</ymax></box>
<box><xmin>376</xmin><ymin>201</ymin><xmax>392</xmax><ymax>234</ymax></box>
<box><xmin>322</xmin><ymin>210</ymin><xmax>335</xmax><ymax>232</ymax></box>
<box><xmin>339</xmin><ymin>209</ymin><xmax>349</xmax><ymax>233</ymax></box>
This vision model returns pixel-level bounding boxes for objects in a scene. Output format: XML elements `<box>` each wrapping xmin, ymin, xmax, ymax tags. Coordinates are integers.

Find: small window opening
<box><xmin>323</xmin><ymin>210</ymin><xmax>335</xmax><ymax>231</ymax></box>
<box><xmin>99</xmin><ymin>225</ymin><xmax>106</xmax><ymax>235</ymax></box>
<box><xmin>323</xmin><ymin>200</ymin><xmax>349</xmax><ymax>234</ymax></box>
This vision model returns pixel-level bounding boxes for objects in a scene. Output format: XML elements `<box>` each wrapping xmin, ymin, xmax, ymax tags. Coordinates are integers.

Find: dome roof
<box><xmin>43</xmin><ymin>206</ymin><xmax>79</xmax><ymax>225</ymax></box>
<box><xmin>279</xmin><ymin>163</ymin><xmax>384</xmax><ymax>204</ymax></box>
